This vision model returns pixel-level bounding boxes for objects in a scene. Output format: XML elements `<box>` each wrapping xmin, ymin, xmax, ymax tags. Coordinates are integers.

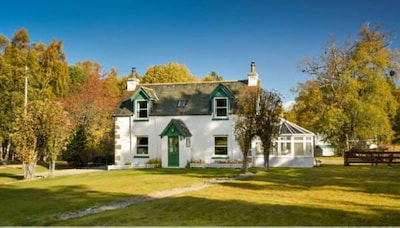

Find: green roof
<box><xmin>160</xmin><ymin>119</ymin><xmax>192</xmax><ymax>138</ymax></box>
<box><xmin>114</xmin><ymin>80</ymin><xmax>248</xmax><ymax>117</ymax></box>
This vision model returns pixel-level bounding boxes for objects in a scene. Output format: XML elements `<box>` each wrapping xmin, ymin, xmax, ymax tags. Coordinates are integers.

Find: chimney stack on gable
<box><xmin>127</xmin><ymin>67</ymin><xmax>140</xmax><ymax>91</ymax></box>
<box><xmin>247</xmin><ymin>61</ymin><xmax>259</xmax><ymax>87</ymax></box>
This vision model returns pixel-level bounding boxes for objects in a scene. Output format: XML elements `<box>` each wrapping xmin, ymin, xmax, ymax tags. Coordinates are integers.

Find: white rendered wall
<box><xmin>115</xmin><ymin>115</ymin><xmax>243</xmax><ymax>168</ymax></box>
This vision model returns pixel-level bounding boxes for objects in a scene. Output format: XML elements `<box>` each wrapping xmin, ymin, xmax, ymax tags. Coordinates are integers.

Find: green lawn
<box><xmin>1</xmin><ymin>157</ymin><xmax>400</xmax><ymax>226</ymax></box>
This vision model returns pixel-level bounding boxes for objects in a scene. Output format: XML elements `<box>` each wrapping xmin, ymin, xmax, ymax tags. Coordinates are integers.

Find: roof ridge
<box><xmin>141</xmin><ymin>80</ymin><xmax>245</xmax><ymax>86</ymax></box>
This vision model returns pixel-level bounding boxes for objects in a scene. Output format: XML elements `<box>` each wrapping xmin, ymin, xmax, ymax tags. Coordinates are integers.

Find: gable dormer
<box><xmin>210</xmin><ymin>84</ymin><xmax>234</xmax><ymax>120</ymax></box>
<box><xmin>130</xmin><ymin>87</ymin><xmax>158</xmax><ymax>121</ymax></box>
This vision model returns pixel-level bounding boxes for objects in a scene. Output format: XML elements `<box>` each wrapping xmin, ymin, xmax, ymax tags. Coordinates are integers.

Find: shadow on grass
<box><xmin>54</xmin><ymin>194</ymin><xmax>400</xmax><ymax>226</ymax></box>
<box><xmin>0</xmin><ymin>184</ymin><xmax>135</xmax><ymax>226</ymax></box>
<box><xmin>221</xmin><ymin>164</ymin><xmax>400</xmax><ymax>196</ymax></box>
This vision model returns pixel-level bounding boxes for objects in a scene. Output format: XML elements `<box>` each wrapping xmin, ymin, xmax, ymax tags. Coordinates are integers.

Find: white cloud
<box><xmin>283</xmin><ymin>100</ymin><xmax>295</xmax><ymax>111</ymax></box>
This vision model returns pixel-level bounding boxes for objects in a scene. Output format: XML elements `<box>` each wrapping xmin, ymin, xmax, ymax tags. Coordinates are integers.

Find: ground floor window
<box><xmin>136</xmin><ymin>136</ymin><xmax>148</xmax><ymax>154</ymax></box>
<box><xmin>214</xmin><ymin>136</ymin><xmax>228</xmax><ymax>155</ymax></box>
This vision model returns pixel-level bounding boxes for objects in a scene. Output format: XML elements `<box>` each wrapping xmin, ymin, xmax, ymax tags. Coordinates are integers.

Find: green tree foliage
<box><xmin>289</xmin><ymin>24</ymin><xmax>399</xmax><ymax>152</ymax></box>
<box><xmin>202</xmin><ymin>71</ymin><xmax>224</xmax><ymax>81</ymax></box>
<box><xmin>67</xmin><ymin>65</ymin><xmax>87</xmax><ymax>91</ymax></box>
<box><xmin>141</xmin><ymin>62</ymin><xmax>198</xmax><ymax>83</ymax></box>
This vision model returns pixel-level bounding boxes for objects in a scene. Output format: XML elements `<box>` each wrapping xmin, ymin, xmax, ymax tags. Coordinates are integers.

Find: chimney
<box><xmin>247</xmin><ymin>61</ymin><xmax>259</xmax><ymax>86</ymax></box>
<box><xmin>127</xmin><ymin>67</ymin><xmax>140</xmax><ymax>91</ymax></box>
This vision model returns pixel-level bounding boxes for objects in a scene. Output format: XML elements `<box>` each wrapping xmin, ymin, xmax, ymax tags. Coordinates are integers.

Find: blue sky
<box><xmin>1</xmin><ymin>0</ymin><xmax>400</xmax><ymax>104</ymax></box>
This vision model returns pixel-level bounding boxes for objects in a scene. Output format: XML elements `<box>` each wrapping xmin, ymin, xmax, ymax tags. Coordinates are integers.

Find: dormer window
<box><xmin>136</xmin><ymin>100</ymin><xmax>148</xmax><ymax>119</ymax></box>
<box><xmin>214</xmin><ymin>98</ymin><xmax>228</xmax><ymax>118</ymax></box>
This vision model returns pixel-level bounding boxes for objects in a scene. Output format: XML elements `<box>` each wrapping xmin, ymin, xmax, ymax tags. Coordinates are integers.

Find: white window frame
<box><xmin>136</xmin><ymin>136</ymin><xmax>149</xmax><ymax>155</ymax></box>
<box><xmin>136</xmin><ymin>100</ymin><xmax>148</xmax><ymax>119</ymax></box>
<box><xmin>214</xmin><ymin>136</ymin><xmax>228</xmax><ymax>156</ymax></box>
<box><xmin>214</xmin><ymin>97</ymin><xmax>228</xmax><ymax>118</ymax></box>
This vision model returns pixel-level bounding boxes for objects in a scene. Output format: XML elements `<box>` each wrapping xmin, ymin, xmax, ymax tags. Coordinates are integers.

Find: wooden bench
<box><xmin>344</xmin><ymin>151</ymin><xmax>400</xmax><ymax>166</ymax></box>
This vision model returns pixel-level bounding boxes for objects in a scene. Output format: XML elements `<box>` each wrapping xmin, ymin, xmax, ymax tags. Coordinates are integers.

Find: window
<box><xmin>136</xmin><ymin>136</ymin><xmax>148</xmax><ymax>154</ymax></box>
<box><xmin>136</xmin><ymin>101</ymin><xmax>148</xmax><ymax>118</ymax></box>
<box><xmin>294</xmin><ymin>142</ymin><xmax>303</xmax><ymax>156</ymax></box>
<box><xmin>305</xmin><ymin>142</ymin><xmax>312</xmax><ymax>156</ymax></box>
<box><xmin>186</xmin><ymin>138</ymin><xmax>191</xmax><ymax>148</ymax></box>
<box><xmin>281</xmin><ymin>142</ymin><xmax>291</xmax><ymax>156</ymax></box>
<box><xmin>177</xmin><ymin>100</ymin><xmax>186</xmax><ymax>107</ymax></box>
<box><xmin>214</xmin><ymin>136</ymin><xmax>228</xmax><ymax>155</ymax></box>
<box><xmin>214</xmin><ymin>98</ymin><xmax>228</xmax><ymax>118</ymax></box>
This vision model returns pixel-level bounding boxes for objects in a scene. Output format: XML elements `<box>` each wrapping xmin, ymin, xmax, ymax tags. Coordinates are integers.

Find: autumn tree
<box><xmin>202</xmin><ymin>71</ymin><xmax>224</xmax><ymax>81</ymax></box>
<box><xmin>11</xmin><ymin>111</ymin><xmax>37</xmax><ymax>179</ymax></box>
<box><xmin>256</xmin><ymin>90</ymin><xmax>282</xmax><ymax>171</ymax></box>
<box><xmin>34</xmin><ymin>40</ymin><xmax>69</xmax><ymax>98</ymax></box>
<box><xmin>235</xmin><ymin>86</ymin><xmax>282</xmax><ymax>172</ymax></box>
<box><xmin>141</xmin><ymin>62</ymin><xmax>198</xmax><ymax>83</ymax></box>
<box><xmin>234</xmin><ymin>86</ymin><xmax>258</xmax><ymax>173</ymax></box>
<box><xmin>289</xmin><ymin>24</ymin><xmax>399</xmax><ymax>152</ymax></box>
<box><xmin>62</xmin><ymin>61</ymin><xmax>120</xmax><ymax>166</ymax></box>
<box><xmin>0</xmin><ymin>29</ymin><xmax>35</xmax><ymax>161</ymax></box>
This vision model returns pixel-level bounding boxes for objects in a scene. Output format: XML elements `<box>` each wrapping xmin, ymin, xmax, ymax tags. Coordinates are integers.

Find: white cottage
<box><xmin>113</xmin><ymin>62</ymin><xmax>315</xmax><ymax>168</ymax></box>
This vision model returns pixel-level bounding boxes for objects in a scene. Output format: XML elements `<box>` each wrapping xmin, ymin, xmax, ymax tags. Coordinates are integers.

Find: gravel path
<box><xmin>57</xmin><ymin>173</ymin><xmax>253</xmax><ymax>221</ymax></box>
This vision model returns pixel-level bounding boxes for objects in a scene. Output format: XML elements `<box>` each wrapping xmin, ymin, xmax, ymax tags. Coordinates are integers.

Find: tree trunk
<box><xmin>0</xmin><ymin>145</ymin><xmax>3</xmax><ymax>164</ymax></box>
<box><xmin>241</xmin><ymin>151</ymin><xmax>248</xmax><ymax>173</ymax></box>
<box><xmin>23</xmin><ymin>160</ymin><xmax>37</xmax><ymax>179</ymax></box>
<box><xmin>4</xmin><ymin>142</ymin><xmax>10</xmax><ymax>161</ymax></box>
<box><xmin>263</xmin><ymin>141</ymin><xmax>271</xmax><ymax>172</ymax></box>
<box><xmin>48</xmin><ymin>158</ymin><xmax>56</xmax><ymax>178</ymax></box>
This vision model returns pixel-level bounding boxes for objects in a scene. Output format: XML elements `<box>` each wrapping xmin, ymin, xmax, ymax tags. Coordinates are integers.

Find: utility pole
<box><xmin>24</xmin><ymin>66</ymin><xmax>28</xmax><ymax>116</ymax></box>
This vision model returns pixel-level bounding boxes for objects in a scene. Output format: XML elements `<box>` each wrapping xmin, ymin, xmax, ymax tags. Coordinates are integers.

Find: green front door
<box><xmin>168</xmin><ymin>136</ymin><xmax>179</xmax><ymax>167</ymax></box>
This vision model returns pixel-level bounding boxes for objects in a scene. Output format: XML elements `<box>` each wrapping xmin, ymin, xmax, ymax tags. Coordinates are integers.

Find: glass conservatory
<box><xmin>252</xmin><ymin>118</ymin><xmax>315</xmax><ymax>167</ymax></box>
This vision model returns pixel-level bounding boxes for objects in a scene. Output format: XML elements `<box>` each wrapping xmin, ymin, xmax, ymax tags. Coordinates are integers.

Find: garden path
<box><xmin>56</xmin><ymin>173</ymin><xmax>253</xmax><ymax>221</ymax></box>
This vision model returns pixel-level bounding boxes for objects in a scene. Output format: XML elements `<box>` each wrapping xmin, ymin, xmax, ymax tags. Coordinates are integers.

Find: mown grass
<box><xmin>0</xmin><ymin>167</ymin><xmax>238</xmax><ymax>225</ymax></box>
<box><xmin>56</xmin><ymin>157</ymin><xmax>400</xmax><ymax>226</ymax></box>
<box><xmin>1</xmin><ymin>157</ymin><xmax>400</xmax><ymax>226</ymax></box>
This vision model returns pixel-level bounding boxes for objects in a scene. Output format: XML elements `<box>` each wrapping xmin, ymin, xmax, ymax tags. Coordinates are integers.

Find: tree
<box><xmin>34</xmin><ymin>40</ymin><xmax>69</xmax><ymax>98</ymax></box>
<box><xmin>234</xmin><ymin>86</ymin><xmax>258</xmax><ymax>173</ymax></box>
<box><xmin>62</xmin><ymin>62</ymin><xmax>119</xmax><ymax>167</ymax></box>
<box><xmin>141</xmin><ymin>62</ymin><xmax>198</xmax><ymax>83</ymax></box>
<box><xmin>235</xmin><ymin>86</ymin><xmax>282</xmax><ymax>172</ymax></box>
<box><xmin>11</xmin><ymin>111</ymin><xmax>37</xmax><ymax>179</ymax></box>
<box><xmin>202</xmin><ymin>71</ymin><xmax>224</xmax><ymax>81</ymax></box>
<box><xmin>256</xmin><ymin>90</ymin><xmax>282</xmax><ymax>171</ymax></box>
<box><xmin>11</xmin><ymin>100</ymin><xmax>71</xmax><ymax>179</ymax></box>
<box><xmin>290</xmin><ymin>24</ymin><xmax>399</xmax><ymax>152</ymax></box>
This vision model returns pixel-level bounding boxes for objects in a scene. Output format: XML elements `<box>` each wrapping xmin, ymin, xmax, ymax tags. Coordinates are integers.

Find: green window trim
<box><xmin>212</xmin><ymin>156</ymin><xmax>230</xmax><ymax>159</ymax></box>
<box><xmin>134</xmin><ymin>119</ymin><xmax>149</xmax><ymax>122</ymax></box>
<box><xmin>134</xmin><ymin>155</ymin><xmax>150</xmax><ymax>158</ymax></box>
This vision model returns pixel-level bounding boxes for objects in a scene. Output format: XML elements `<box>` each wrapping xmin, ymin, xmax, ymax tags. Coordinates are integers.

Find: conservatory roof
<box><xmin>280</xmin><ymin>118</ymin><xmax>314</xmax><ymax>135</ymax></box>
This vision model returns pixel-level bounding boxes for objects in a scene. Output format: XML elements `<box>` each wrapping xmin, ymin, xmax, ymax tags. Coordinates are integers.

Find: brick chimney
<box><xmin>127</xmin><ymin>67</ymin><xmax>140</xmax><ymax>91</ymax></box>
<box><xmin>247</xmin><ymin>61</ymin><xmax>259</xmax><ymax>87</ymax></box>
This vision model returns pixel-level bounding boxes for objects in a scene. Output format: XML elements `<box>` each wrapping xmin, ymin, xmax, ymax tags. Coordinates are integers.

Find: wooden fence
<box><xmin>344</xmin><ymin>151</ymin><xmax>400</xmax><ymax>166</ymax></box>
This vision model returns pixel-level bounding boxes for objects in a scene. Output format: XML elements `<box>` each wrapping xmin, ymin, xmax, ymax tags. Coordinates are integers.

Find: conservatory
<box><xmin>252</xmin><ymin>118</ymin><xmax>316</xmax><ymax>168</ymax></box>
